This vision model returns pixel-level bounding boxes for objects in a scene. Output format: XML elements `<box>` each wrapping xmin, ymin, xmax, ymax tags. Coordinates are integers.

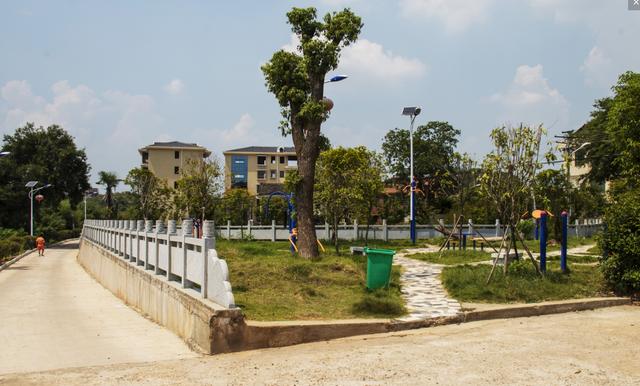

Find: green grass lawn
<box><xmin>544</xmin><ymin>254</ymin><xmax>600</xmax><ymax>264</ymax></box>
<box><xmin>216</xmin><ymin>240</ymin><xmax>406</xmax><ymax>321</ymax></box>
<box><xmin>477</xmin><ymin>236</ymin><xmax>597</xmax><ymax>254</ymax></box>
<box><xmin>586</xmin><ymin>244</ymin><xmax>602</xmax><ymax>255</ymax></box>
<box><xmin>407</xmin><ymin>250</ymin><xmax>491</xmax><ymax>265</ymax></box>
<box><xmin>441</xmin><ymin>260</ymin><xmax>607</xmax><ymax>303</ymax></box>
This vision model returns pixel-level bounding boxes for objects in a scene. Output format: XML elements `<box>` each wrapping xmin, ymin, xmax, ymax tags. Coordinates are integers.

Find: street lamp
<box><xmin>324</xmin><ymin>75</ymin><xmax>348</xmax><ymax>84</ymax></box>
<box><xmin>402</xmin><ymin>106</ymin><xmax>422</xmax><ymax>245</ymax></box>
<box><xmin>26</xmin><ymin>181</ymin><xmax>53</xmax><ymax>236</ymax></box>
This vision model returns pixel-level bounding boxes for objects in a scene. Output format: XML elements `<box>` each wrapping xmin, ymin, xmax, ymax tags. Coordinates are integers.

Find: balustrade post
<box><xmin>383</xmin><ymin>219</ymin><xmax>388</xmax><ymax>242</ymax></box>
<box><xmin>271</xmin><ymin>220</ymin><xmax>276</xmax><ymax>242</ymax></box>
<box><xmin>181</xmin><ymin>219</ymin><xmax>193</xmax><ymax>287</ymax></box>
<box><xmin>155</xmin><ymin>220</ymin><xmax>165</xmax><ymax>275</ymax></box>
<box><xmin>202</xmin><ymin>220</ymin><xmax>215</xmax><ymax>299</ymax></box>
<box><xmin>144</xmin><ymin>220</ymin><xmax>153</xmax><ymax>269</ymax></box>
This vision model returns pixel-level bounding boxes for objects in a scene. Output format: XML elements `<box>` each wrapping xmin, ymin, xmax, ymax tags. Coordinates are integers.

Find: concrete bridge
<box><xmin>0</xmin><ymin>240</ymin><xmax>198</xmax><ymax>375</ymax></box>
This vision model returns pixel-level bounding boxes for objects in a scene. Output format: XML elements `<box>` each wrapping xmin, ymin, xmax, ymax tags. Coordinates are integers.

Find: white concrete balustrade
<box><xmin>82</xmin><ymin>219</ymin><xmax>235</xmax><ymax>309</ymax></box>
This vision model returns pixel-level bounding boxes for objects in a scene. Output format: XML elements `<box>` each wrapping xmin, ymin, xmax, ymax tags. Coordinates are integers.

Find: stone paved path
<box><xmin>393</xmin><ymin>247</ymin><xmax>461</xmax><ymax>322</ymax></box>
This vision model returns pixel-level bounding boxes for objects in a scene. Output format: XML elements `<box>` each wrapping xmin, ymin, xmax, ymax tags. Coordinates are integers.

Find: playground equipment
<box><xmin>264</xmin><ymin>191</ymin><xmax>324</xmax><ymax>254</ymax></box>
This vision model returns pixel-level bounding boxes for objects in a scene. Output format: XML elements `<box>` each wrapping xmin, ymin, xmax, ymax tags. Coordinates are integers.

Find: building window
<box><xmin>270</xmin><ymin>170</ymin><xmax>277</xmax><ymax>179</ymax></box>
<box><xmin>271</xmin><ymin>156</ymin><xmax>276</xmax><ymax>164</ymax></box>
<box><xmin>258</xmin><ymin>171</ymin><xmax>266</xmax><ymax>180</ymax></box>
<box><xmin>280</xmin><ymin>171</ymin><xmax>285</xmax><ymax>178</ymax></box>
<box><xmin>280</xmin><ymin>156</ymin><xmax>285</xmax><ymax>164</ymax></box>
<box><xmin>257</xmin><ymin>155</ymin><xmax>267</xmax><ymax>165</ymax></box>
<box><xmin>287</xmin><ymin>155</ymin><xmax>297</xmax><ymax>167</ymax></box>
<box><xmin>231</xmin><ymin>155</ymin><xmax>248</xmax><ymax>188</ymax></box>
<box><xmin>173</xmin><ymin>181</ymin><xmax>178</xmax><ymax>189</ymax></box>
<box><xmin>141</xmin><ymin>152</ymin><xmax>148</xmax><ymax>164</ymax></box>
<box><xmin>174</xmin><ymin>151</ymin><xmax>180</xmax><ymax>159</ymax></box>
<box><xmin>174</xmin><ymin>166</ymin><xmax>179</xmax><ymax>174</ymax></box>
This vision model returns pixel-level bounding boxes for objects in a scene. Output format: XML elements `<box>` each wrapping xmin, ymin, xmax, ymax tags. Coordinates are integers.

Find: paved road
<box><xmin>0</xmin><ymin>240</ymin><xmax>198</xmax><ymax>375</ymax></box>
<box><xmin>2</xmin><ymin>306</ymin><xmax>638</xmax><ymax>385</ymax></box>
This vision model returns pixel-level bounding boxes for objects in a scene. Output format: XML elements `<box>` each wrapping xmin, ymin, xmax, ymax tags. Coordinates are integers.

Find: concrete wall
<box><xmin>215</xmin><ymin>220</ymin><xmax>604</xmax><ymax>241</ymax></box>
<box><xmin>77</xmin><ymin>238</ymin><xmax>244</xmax><ymax>354</ymax></box>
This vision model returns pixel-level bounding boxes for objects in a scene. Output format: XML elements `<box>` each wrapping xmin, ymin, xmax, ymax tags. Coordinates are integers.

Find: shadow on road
<box><xmin>53</xmin><ymin>242</ymin><xmax>79</xmax><ymax>250</ymax></box>
<box><xmin>3</xmin><ymin>266</ymin><xmax>30</xmax><ymax>271</ymax></box>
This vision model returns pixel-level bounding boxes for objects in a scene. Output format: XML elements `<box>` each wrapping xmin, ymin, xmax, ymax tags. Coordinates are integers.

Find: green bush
<box><xmin>516</xmin><ymin>219</ymin><xmax>536</xmax><ymax>240</ymax></box>
<box><xmin>599</xmin><ymin>188</ymin><xmax>640</xmax><ymax>295</ymax></box>
<box><xmin>0</xmin><ymin>234</ymin><xmax>35</xmax><ymax>261</ymax></box>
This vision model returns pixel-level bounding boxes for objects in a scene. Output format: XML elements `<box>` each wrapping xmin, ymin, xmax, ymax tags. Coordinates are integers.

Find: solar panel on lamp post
<box><xmin>402</xmin><ymin>106</ymin><xmax>422</xmax><ymax>245</ymax></box>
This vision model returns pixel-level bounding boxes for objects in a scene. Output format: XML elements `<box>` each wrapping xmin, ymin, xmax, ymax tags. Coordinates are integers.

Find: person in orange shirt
<box><xmin>35</xmin><ymin>235</ymin><xmax>46</xmax><ymax>256</ymax></box>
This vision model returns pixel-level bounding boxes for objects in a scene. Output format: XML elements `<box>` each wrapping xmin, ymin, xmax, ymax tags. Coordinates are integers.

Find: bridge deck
<box><xmin>0</xmin><ymin>240</ymin><xmax>198</xmax><ymax>375</ymax></box>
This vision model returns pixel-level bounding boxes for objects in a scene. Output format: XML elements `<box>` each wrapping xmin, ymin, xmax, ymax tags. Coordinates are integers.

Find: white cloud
<box><xmin>399</xmin><ymin>0</ymin><xmax>494</xmax><ymax>34</ymax></box>
<box><xmin>0</xmin><ymin>80</ymin><xmax>165</xmax><ymax>184</ymax></box>
<box><xmin>580</xmin><ymin>46</ymin><xmax>614</xmax><ymax>88</ymax></box>
<box><xmin>164</xmin><ymin>79</ymin><xmax>184</xmax><ymax>95</ymax></box>
<box><xmin>222</xmin><ymin>113</ymin><xmax>254</xmax><ymax>142</ymax></box>
<box><xmin>490</xmin><ymin>64</ymin><xmax>569</xmax><ymax>128</ymax></box>
<box><xmin>528</xmin><ymin>0</ymin><xmax>640</xmax><ymax>89</ymax></box>
<box><xmin>281</xmin><ymin>34</ymin><xmax>426</xmax><ymax>83</ymax></box>
<box><xmin>339</xmin><ymin>39</ymin><xmax>427</xmax><ymax>82</ymax></box>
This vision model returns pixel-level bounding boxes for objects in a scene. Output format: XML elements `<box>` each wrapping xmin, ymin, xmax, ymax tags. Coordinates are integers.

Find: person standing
<box><xmin>35</xmin><ymin>235</ymin><xmax>46</xmax><ymax>256</ymax></box>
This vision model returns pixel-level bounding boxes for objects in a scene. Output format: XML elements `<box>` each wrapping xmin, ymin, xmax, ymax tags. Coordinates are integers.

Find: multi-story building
<box><xmin>138</xmin><ymin>141</ymin><xmax>211</xmax><ymax>188</ymax></box>
<box><xmin>223</xmin><ymin>146</ymin><xmax>297</xmax><ymax>195</ymax></box>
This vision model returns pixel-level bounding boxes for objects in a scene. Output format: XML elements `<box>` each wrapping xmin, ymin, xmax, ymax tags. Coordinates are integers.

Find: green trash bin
<box><xmin>364</xmin><ymin>247</ymin><xmax>396</xmax><ymax>289</ymax></box>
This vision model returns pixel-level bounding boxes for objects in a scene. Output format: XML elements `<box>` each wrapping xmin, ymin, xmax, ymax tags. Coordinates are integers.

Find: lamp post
<box><xmin>402</xmin><ymin>106</ymin><xmax>422</xmax><ymax>245</ymax></box>
<box><xmin>324</xmin><ymin>75</ymin><xmax>348</xmax><ymax>84</ymax></box>
<box><xmin>25</xmin><ymin>181</ymin><xmax>53</xmax><ymax>236</ymax></box>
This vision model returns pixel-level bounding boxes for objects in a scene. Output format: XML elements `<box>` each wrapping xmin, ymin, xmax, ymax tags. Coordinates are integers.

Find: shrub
<box><xmin>0</xmin><ymin>234</ymin><xmax>35</xmax><ymax>260</ymax></box>
<box><xmin>516</xmin><ymin>219</ymin><xmax>536</xmax><ymax>240</ymax></box>
<box><xmin>599</xmin><ymin>188</ymin><xmax>640</xmax><ymax>295</ymax></box>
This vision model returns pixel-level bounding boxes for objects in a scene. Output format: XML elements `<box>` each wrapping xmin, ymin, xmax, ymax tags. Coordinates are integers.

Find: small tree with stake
<box><xmin>480</xmin><ymin>124</ymin><xmax>552</xmax><ymax>281</ymax></box>
<box><xmin>261</xmin><ymin>7</ymin><xmax>362</xmax><ymax>259</ymax></box>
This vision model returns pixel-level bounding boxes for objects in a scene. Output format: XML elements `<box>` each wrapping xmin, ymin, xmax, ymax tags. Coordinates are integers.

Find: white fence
<box><xmin>215</xmin><ymin>218</ymin><xmax>604</xmax><ymax>241</ymax></box>
<box><xmin>82</xmin><ymin>219</ymin><xmax>234</xmax><ymax>309</ymax></box>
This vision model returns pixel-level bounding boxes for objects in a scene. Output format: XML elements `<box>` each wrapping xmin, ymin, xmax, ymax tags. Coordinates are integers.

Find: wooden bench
<box><xmin>471</xmin><ymin>236</ymin><xmax>503</xmax><ymax>251</ymax></box>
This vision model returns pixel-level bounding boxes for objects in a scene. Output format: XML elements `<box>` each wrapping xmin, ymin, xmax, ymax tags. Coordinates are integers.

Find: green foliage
<box><xmin>480</xmin><ymin>124</ymin><xmax>550</xmax><ymax>226</ymax></box>
<box><xmin>533</xmin><ymin>169</ymin><xmax>571</xmax><ymax>240</ymax></box>
<box><xmin>97</xmin><ymin>171</ymin><xmax>120</xmax><ymax>219</ymax></box>
<box><xmin>315</xmin><ymin>146</ymin><xmax>383</xmax><ymax>251</ymax></box>
<box><xmin>382</xmin><ymin>121</ymin><xmax>460</xmax><ymax>184</ymax></box>
<box><xmin>599</xmin><ymin>187</ymin><xmax>640</xmax><ymax>295</ymax></box>
<box><xmin>173</xmin><ymin>157</ymin><xmax>224</xmax><ymax>219</ymax></box>
<box><xmin>442</xmin><ymin>260</ymin><xmax>605</xmax><ymax>303</ymax></box>
<box><xmin>124</xmin><ymin>167</ymin><xmax>167</xmax><ymax>220</ymax></box>
<box><xmin>220</xmin><ymin>189</ymin><xmax>253</xmax><ymax>225</ymax></box>
<box><xmin>262</xmin><ymin>6</ymin><xmax>362</xmax><ymax>259</ymax></box>
<box><xmin>516</xmin><ymin>219</ymin><xmax>535</xmax><ymax>240</ymax></box>
<box><xmin>575</xmin><ymin>71</ymin><xmax>640</xmax><ymax>185</ymax></box>
<box><xmin>0</xmin><ymin>123</ymin><xmax>90</xmax><ymax>230</ymax></box>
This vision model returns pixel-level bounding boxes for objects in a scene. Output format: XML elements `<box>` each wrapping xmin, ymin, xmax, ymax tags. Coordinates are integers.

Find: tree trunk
<box><xmin>333</xmin><ymin>217</ymin><xmax>339</xmax><ymax>254</ymax></box>
<box><xmin>295</xmin><ymin>152</ymin><xmax>320</xmax><ymax>259</ymax></box>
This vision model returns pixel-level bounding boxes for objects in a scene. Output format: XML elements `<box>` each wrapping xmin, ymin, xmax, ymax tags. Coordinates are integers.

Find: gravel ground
<box><xmin>2</xmin><ymin>305</ymin><xmax>638</xmax><ymax>385</ymax></box>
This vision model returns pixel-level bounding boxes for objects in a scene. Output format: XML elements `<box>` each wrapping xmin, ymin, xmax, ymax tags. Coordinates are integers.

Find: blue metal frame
<box><xmin>539</xmin><ymin>212</ymin><xmax>547</xmax><ymax>273</ymax></box>
<box><xmin>264</xmin><ymin>191</ymin><xmax>296</xmax><ymax>252</ymax></box>
<box><xmin>561</xmin><ymin>211</ymin><xmax>568</xmax><ymax>273</ymax></box>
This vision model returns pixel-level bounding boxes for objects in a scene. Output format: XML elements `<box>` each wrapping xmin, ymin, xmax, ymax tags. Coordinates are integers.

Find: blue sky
<box><xmin>1</xmin><ymin>0</ymin><xmax>639</xmax><ymax>188</ymax></box>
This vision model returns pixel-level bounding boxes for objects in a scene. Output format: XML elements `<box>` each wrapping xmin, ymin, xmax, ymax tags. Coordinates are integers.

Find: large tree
<box><xmin>315</xmin><ymin>146</ymin><xmax>383</xmax><ymax>252</ymax></box>
<box><xmin>261</xmin><ymin>7</ymin><xmax>362</xmax><ymax>259</ymax></box>
<box><xmin>0</xmin><ymin>123</ymin><xmax>90</xmax><ymax>230</ymax></box>
<box><xmin>382</xmin><ymin>121</ymin><xmax>460</xmax><ymax>217</ymax></box>
<box><xmin>124</xmin><ymin>167</ymin><xmax>167</xmax><ymax>220</ymax></box>
<box><xmin>173</xmin><ymin>158</ymin><xmax>224</xmax><ymax>219</ymax></box>
<box><xmin>573</xmin><ymin>71</ymin><xmax>640</xmax><ymax>185</ymax></box>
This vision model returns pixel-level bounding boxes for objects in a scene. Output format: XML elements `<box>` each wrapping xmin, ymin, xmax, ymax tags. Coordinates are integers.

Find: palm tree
<box><xmin>97</xmin><ymin>171</ymin><xmax>120</xmax><ymax>219</ymax></box>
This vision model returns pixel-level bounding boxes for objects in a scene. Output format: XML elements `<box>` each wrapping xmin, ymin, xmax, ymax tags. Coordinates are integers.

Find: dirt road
<box><xmin>2</xmin><ymin>305</ymin><xmax>638</xmax><ymax>385</ymax></box>
<box><xmin>0</xmin><ymin>241</ymin><xmax>197</xmax><ymax>375</ymax></box>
